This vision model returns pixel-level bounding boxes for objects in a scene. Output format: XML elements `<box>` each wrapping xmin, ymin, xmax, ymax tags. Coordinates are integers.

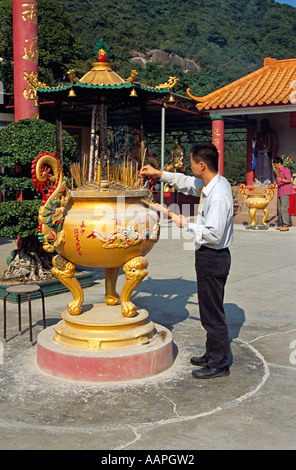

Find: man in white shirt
<box><xmin>140</xmin><ymin>143</ymin><xmax>233</xmax><ymax>379</ymax></box>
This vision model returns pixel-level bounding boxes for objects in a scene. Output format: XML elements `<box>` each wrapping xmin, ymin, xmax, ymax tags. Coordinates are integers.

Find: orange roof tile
<box><xmin>187</xmin><ymin>58</ymin><xmax>296</xmax><ymax>111</ymax></box>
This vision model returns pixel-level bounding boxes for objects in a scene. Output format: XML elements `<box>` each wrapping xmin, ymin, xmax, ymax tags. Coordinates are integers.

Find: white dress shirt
<box><xmin>161</xmin><ymin>171</ymin><xmax>234</xmax><ymax>250</ymax></box>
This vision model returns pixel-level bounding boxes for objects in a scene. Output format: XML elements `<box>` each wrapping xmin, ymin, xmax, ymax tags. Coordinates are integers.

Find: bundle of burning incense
<box><xmin>141</xmin><ymin>148</ymin><xmax>147</xmax><ymax>174</ymax></box>
<box><xmin>73</xmin><ymin>153</ymin><xmax>143</xmax><ymax>189</ymax></box>
<box><xmin>70</xmin><ymin>162</ymin><xmax>82</xmax><ymax>187</ymax></box>
<box><xmin>82</xmin><ymin>154</ymin><xmax>88</xmax><ymax>185</ymax></box>
<box><xmin>141</xmin><ymin>198</ymin><xmax>180</xmax><ymax>223</ymax></box>
<box><xmin>112</xmin><ymin>164</ymin><xmax>120</xmax><ymax>183</ymax></box>
<box><xmin>97</xmin><ymin>163</ymin><xmax>101</xmax><ymax>183</ymax></box>
<box><xmin>110</xmin><ymin>158</ymin><xmax>139</xmax><ymax>188</ymax></box>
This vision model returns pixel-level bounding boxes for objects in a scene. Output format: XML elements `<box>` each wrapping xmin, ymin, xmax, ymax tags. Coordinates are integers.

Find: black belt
<box><xmin>197</xmin><ymin>245</ymin><xmax>230</xmax><ymax>254</ymax></box>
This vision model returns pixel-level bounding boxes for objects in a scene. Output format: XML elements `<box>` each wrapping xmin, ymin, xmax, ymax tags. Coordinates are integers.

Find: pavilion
<box><xmin>2</xmin><ymin>42</ymin><xmax>296</xmax><ymax>220</ymax></box>
<box><xmin>188</xmin><ymin>57</ymin><xmax>296</xmax><ymax>186</ymax></box>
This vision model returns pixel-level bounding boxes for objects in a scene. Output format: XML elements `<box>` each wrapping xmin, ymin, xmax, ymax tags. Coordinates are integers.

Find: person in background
<box><xmin>140</xmin><ymin>143</ymin><xmax>233</xmax><ymax>379</ymax></box>
<box><xmin>273</xmin><ymin>156</ymin><xmax>294</xmax><ymax>232</ymax></box>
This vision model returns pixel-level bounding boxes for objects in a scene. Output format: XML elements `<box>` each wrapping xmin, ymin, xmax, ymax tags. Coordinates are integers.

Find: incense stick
<box><xmin>141</xmin><ymin>198</ymin><xmax>180</xmax><ymax>223</ymax></box>
<box><xmin>70</xmin><ymin>162</ymin><xmax>82</xmax><ymax>187</ymax></box>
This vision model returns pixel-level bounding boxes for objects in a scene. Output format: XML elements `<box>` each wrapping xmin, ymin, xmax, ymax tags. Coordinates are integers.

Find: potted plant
<box><xmin>0</xmin><ymin>118</ymin><xmax>80</xmax><ymax>285</ymax></box>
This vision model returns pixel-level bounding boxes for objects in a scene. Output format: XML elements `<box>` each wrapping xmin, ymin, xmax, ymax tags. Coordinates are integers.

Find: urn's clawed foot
<box><xmin>120</xmin><ymin>256</ymin><xmax>148</xmax><ymax>318</ymax></box>
<box><xmin>105</xmin><ymin>294</ymin><xmax>120</xmax><ymax>306</ymax></box>
<box><xmin>249</xmin><ymin>207</ymin><xmax>257</xmax><ymax>227</ymax></box>
<box><xmin>262</xmin><ymin>208</ymin><xmax>269</xmax><ymax>226</ymax></box>
<box><xmin>67</xmin><ymin>299</ymin><xmax>83</xmax><ymax>315</ymax></box>
<box><xmin>121</xmin><ymin>302</ymin><xmax>137</xmax><ymax>318</ymax></box>
<box><xmin>52</xmin><ymin>254</ymin><xmax>84</xmax><ymax>315</ymax></box>
<box><xmin>104</xmin><ymin>267</ymin><xmax>120</xmax><ymax>306</ymax></box>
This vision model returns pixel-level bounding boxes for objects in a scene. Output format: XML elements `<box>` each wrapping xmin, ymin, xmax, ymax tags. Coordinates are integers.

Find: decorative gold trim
<box><xmin>24</xmin><ymin>71</ymin><xmax>49</xmax><ymax>90</ymax></box>
<box><xmin>125</xmin><ymin>70</ymin><xmax>138</xmax><ymax>84</ymax></box>
<box><xmin>21</xmin><ymin>2</ymin><xmax>37</xmax><ymax>23</ymax></box>
<box><xmin>22</xmin><ymin>36</ymin><xmax>38</xmax><ymax>63</ymax></box>
<box><xmin>155</xmin><ymin>76</ymin><xmax>179</xmax><ymax>90</ymax></box>
<box><xmin>67</xmin><ymin>69</ymin><xmax>79</xmax><ymax>84</ymax></box>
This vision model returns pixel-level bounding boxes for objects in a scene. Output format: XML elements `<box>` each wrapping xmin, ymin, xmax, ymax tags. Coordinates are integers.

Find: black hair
<box><xmin>273</xmin><ymin>156</ymin><xmax>283</xmax><ymax>165</ymax></box>
<box><xmin>190</xmin><ymin>143</ymin><xmax>219</xmax><ymax>172</ymax></box>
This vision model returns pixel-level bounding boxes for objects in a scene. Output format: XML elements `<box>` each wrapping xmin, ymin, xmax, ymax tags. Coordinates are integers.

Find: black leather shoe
<box><xmin>190</xmin><ymin>355</ymin><xmax>208</xmax><ymax>366</ymax></box>
<box><xmin>192</xmin><ymin>365</ymin><xmax>230</xmax><ymax>379</ymax></box>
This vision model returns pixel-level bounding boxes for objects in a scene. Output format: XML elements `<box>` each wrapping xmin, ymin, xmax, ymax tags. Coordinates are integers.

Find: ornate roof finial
<box><xmin>94</xmin><ymin>38</ymin><xmax>109</xmax><ymax>62</ymax></box>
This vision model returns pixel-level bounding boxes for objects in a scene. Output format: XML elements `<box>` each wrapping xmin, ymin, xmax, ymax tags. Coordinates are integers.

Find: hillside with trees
<box><xmin>55</xmin><ymin>0</ymin><xmax>296</xmax><ymax>183</ymax></box>
<box><xmin>1</xmin><ymin>0</ymin><xmax>296</xmax><ymax>184</ymax></box>
<box><xmin>1</xmin><ymin>0</ymin><xmax>296</xmax><ymax>96</ymax></box>
<box><xmin>57</xmin><ymin>0</ymin><xmax>296</xmax><ymax>96</ymax></box>
<box><xmin>0</xmin><ymin>0</ymin><xmax>83</xmax><ymax>93</ymax></box>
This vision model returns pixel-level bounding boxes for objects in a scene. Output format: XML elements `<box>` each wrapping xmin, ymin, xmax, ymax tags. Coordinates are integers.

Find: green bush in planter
<box><xmin>0</xmin><ymin>118</ymin><xmax>76</xmax><ymax>199</ymax></box>
<box><xmin>0</xmin><ymin>119</ymin><xmax>78</xmax><ymax>278</ymax></box>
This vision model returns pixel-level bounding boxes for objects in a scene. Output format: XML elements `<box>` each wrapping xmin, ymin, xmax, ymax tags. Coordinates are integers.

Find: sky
<box><xmin>276</xmin><ymin>0</ymin><xmax>296</xmax><ymax>6</ymax></box>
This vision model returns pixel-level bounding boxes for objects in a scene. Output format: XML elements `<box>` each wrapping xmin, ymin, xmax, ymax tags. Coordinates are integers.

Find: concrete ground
<box><xmin>0</xmin><ymin>221</ymin><xmax>295</xmax><ymax>451</ymax></box>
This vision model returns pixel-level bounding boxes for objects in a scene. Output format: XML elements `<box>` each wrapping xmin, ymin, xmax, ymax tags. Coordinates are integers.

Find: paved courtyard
<box><xmin>0</xmin><ymin>222</ymin><xmax>295</xmax><ymax>450</ymax></box>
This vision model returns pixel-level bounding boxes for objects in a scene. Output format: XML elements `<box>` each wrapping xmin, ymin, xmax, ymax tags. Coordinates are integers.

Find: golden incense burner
<box><xmin>240</xmin><ymin>183</ymin><xmax>276</xmax><ymax>227</ymax></box>
<box><xmin>32</xmin><ymin>39</ymin><xmax>177</xmax><ymax>357</ymax></box>
<box><xmin>32</xmin><ymin>152</ymin><xmax>160</xmax><ymax>350</ymax></box>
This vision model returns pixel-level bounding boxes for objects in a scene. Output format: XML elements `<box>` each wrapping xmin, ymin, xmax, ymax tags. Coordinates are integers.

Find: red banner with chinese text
<box><xmin>13</xmin><ymin>0</ymin><xmax>39</xmax><ymax>121</ymax></box>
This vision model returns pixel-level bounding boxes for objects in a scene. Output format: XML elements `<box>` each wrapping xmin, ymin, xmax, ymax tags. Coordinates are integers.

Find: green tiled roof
<box><xmin>37</xmin><ymin>82</ymin><xmax>169</xmax><ymax>94</ymax></box>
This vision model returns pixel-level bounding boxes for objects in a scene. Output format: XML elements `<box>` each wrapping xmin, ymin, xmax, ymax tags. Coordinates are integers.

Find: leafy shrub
<box><xmin>0</xmin><ymin>200</ymin><xmax>40</xmax><ymax>238</ymax></box>
<box><xmin>0</xmin><ymin>118</ymin><xmax>76</xmax><ymax>169</ymax></box>
<box><xmin>0</xmin><ymin>118</ymin><xmax>77</xmax><ymax>238</ymax></box>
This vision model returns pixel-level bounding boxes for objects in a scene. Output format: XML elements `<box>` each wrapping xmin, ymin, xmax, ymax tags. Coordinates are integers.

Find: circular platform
<box><xmin>37</xmin><ymin>306</ymin><xmax>174</xmax><ymax>382</ymax></box>
<box><xmin>53</xmin><ymin>305</ymin><xmax>156</xmax><ymax>350</ymax></box>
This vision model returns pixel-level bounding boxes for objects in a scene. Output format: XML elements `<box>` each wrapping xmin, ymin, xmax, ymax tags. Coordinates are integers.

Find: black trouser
<box><xmin>195</xmin><ymin>245</ymin><xmax>231</xmax><ymax>369</ymax></box>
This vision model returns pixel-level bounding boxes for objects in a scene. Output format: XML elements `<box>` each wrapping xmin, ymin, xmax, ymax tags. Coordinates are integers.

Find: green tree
<box><xmin>0</xmin><ymin>0</ymin><xmax>14</xmax><ymax>93</ymax></box>
<box><xmin>224</xmin><ymin>142</ymin><xmax>247</xmax><ymax>184</ymax></box>
<box><xmin>58</xmin><ymin>0</ymin><xmax>296</xmax><ymax>96</ymax></box>
<box><xmin>0</xmin><ymin>0</ymin><xmax>83</xmax><ymax>93</ymax></box>
<box><xmin>37</xmin><ymin>0</ymin><xmax>84</xmax><ymax>83</ymax></box>
<box><xmin>0</xmin><ymin>118</ymin><xmax>78</xmax><ymax>281</ymax></box>
<box><xmin>0</xmin><ymin>118</ymin><xmax>76</xmax><ymax>199</ymax></box>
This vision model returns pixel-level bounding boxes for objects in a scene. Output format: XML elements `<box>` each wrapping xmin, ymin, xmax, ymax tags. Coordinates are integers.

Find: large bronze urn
<box><xmin>32</xmin><ymin>151</ymin><xmax>159</xmax><ymax>317</ymax></box>
<box><xmin>32</xmin><ymin>151</ymin><xmax>160</xmax><ymax>350</ymax></box>
<box><xmin>240</xmin><ymin>183</ymin><xmax>276</xmax><ymax>227</ymax></box>
<box><xmin>32</xmin><ymin>40</ymin><xmax>175</xmax><ymax>364</ymax></box>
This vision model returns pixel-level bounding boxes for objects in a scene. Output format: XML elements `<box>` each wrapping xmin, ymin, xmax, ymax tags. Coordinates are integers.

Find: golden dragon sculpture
<box><xmin>31</xmin><ymin>151</ymin><xmax>69</xmax><ymax>253</ymax></box>
<box><xmin>32</xmin><ymin>152</ymin><xmax>83</xmax><ymax>315</ymax></box>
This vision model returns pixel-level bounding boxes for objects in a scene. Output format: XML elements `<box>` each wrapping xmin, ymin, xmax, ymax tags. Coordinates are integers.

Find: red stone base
<box><xmin>37</xmin><ymin>324</ymin><xmax>174</xmax><ymax>382</ymax></box>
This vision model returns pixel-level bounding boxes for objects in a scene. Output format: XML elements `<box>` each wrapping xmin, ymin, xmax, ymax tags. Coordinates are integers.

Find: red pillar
<box><xmin>211</xmin><ymin>116</ymin><xmax>224</xmax><ymax>175</ymax></box>
<box><xmin>13</xmin><ymin>0</ymin><xmax>39</xmax><ymax>121</ymax></box>
<box><xmin>246</xmin><ymin>120</ymin><xmax>256</xmax><ymax>186</ymax></box>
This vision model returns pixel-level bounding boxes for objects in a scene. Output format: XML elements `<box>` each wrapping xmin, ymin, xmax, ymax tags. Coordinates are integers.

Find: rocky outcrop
<box><xmin>130</xmin><ymin>49</ymin><xmax>200</xmax><ymax>72</ymax></box>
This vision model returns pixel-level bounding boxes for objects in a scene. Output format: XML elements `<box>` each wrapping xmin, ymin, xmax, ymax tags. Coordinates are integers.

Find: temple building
<box><xmin>1</xmin><ymin>23</ymin><xmax>296</xmax><ymax>221</ymax></box>
<box><xmin>188</xmin><ymin>57</ymin><xmax>296</xmax><ymax>186</ymax></box>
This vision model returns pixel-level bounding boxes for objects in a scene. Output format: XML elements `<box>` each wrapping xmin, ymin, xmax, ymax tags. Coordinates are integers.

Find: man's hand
<box><xmin>139</xmin><ymin>164</ymin><xmax>162</xmax><ymax>180</ymax></box>
<box><xmin>173</xmin><ymin>214</ymin><xmax>188</xmax><ymax>228</ymax></box>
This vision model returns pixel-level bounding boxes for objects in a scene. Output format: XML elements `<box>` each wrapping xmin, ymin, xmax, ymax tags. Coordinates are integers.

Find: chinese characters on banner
<box><xmin>211</xmin><ymin>118</ymin><xmax>224</xmax><ymax>176</ymax></box>
<box><xmin>13</xmin><ymin>0</ymin><xmax>39</xmax><ymax>120</ymax></box>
